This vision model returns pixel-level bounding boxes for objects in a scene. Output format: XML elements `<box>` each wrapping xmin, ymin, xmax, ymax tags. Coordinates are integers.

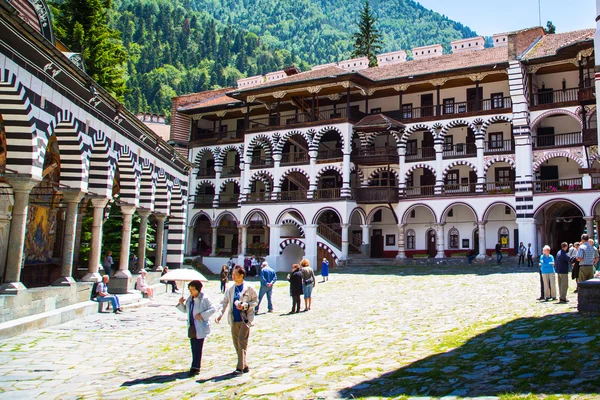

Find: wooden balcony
<box><xmin>249</xmin><ymin>156</ymin><xmax>274</xmax><ymax>169</ymax></box>
<box><xmin>218</xmin><ymin>194</ymin><xmax>240</xmax><ymax>207</ymax></box>
<box><xmin>243</xmin><ymin>192</ymin><xmax>273</xmax><ymax>203</ymax></box>
<box><xmin>192</xmin><ymin>195</ymin><xmax>214</xmax><ymax>208</ymax></box>
<box><xmin>579</xmin><ymin>86</ymin><xmax>596</xmax><ymax>103</ymax></box>
<box><xmin>196</xmin><ymin>168</ymin><xmax>215</xmax><ymax>178</ymax></box>
<box><xmin>443</xmin><ymin>143</ymin><xmax>476</xmax><ymax>159</ymax></box>
<box><xmin>281</xmin><ymin>152</ymin><xmax>309</xmax><ymax>166</ymax></box>
<box><xmin>277</xmin><ymin>191</ymin><xmax>308</xmax><ymax>202</ymax></box>
<box><xmin>404</xmin><ymin>185</ymin><xmax>435</xmax><ymax>198</ymax></box>
<box><xmin>313</xmin><ymin>188</ymin><xmax>342</xmax><ymax>200</ymax></box>
<box><xmin>353</xmin><ymin>187</ymin><xmax>399</xmax><ymax>203</ymax></box>
<box><xmin>221</xmin><ymin>165</ymin><xmax>241</xmax><ymax>177</ymax></box>
<box><xmin>530</xmin><ymin>88</ymin><xmax>578</xmax><ymax>109</ymax></box>
<box><xmin>443</xmin><ymin>183</ymin><xmax>476</xmax><ymax>195</ymax></box>
<box><xmin>583</xmin><ymin>128</ymin><xmax>597</xmax><ymax>146</ymax></box>
<box><xmin>532</xmin><ymin>132</ymin><xmax>582</xmax><ymax>148</ymax></box>
<box><xmin>190</xmin><ymin>129</ymin><xmax>243</xmax><ymax>145</ymax></box>
<box><xmin>533</xmin><ymin>178</ymin><xmax>583</xmax><ymax>193</ymax></box>
<box><xmin>248</xmin><ymin>107</ymin><xmax>366</xmax><ymax>132</ymax></box>
<box><xmin>484</xmin><ymin>181</ymin><xmax>515</xmax><ymax>194</ymax></box>
<box><xmin>317</xmin><ymin>148</ymin><xmax>343</xmax><ymax>161</ymax></box>
<box><xmin>484</xmin><ymin>139</ymin><xmax>514</xmax><ymax>154</ymax></box>
<box><xmin>351</xmin><ymin>147</ymin><xmax>398</xmax><ymax>165</ymax></box>
<box><xmin>405</xmin><ymin>147</ymin><xmax>435</xmax><ymax>161</ymax></box>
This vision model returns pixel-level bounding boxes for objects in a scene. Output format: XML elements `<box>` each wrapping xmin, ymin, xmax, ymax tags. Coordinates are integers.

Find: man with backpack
<box><xmin>94</xmin><ymin>275</ymin><xmax>123</xmax><ymax>314</ymax></box>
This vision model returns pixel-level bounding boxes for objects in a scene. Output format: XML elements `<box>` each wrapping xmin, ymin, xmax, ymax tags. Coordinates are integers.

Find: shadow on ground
<box><xmin>340</xmin><ymin>313</ymin><xmax>600</xmax><ymax>398</ymax></box>
<box><xmin>331</xmin><ymin>263</ymin><xmax>536</xmax><ymax>277</ymax></box>
<box><xmin>122</xmin><ymin>372</ymin><xmax>191</xmax><ymax>386</ymax></box>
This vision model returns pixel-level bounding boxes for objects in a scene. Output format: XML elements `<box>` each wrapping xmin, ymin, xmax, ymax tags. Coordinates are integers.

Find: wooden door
<box><xmin>371</xmin><ymin>230</ymin><xmax>384</xmax><ymax>258</ymax></box>
<box><xmin>422</xmin><ymin>131</ymin><xmax>435</xmax><ymax>158</ymax></box>
<box><xmin>421</xmin><ymin>94</ymin><xmax>434</xmax><ymax>117</ymax></box>
<box><xmin>466</xmin><ymin>87</ymin><xmax>483</xmax><ymax>111</ymax></box>
<box><xmin>420</xmin><ymin>169</ymin><xmax>435</xmax><ymax>195</ymax></box>
<box><xmin>473</xmin><ymin>229</ymin><xmax>479</xmax><ymax>253</ymax></box>
<box><xmin>469</xmin><ymin>170</ymin><xmax>477</xmax><ymax>193</ymax></box>
<box><xmin>427</xmin><ymin>229</ymin><xmax>437</xmax><ymax>258</ymax></box>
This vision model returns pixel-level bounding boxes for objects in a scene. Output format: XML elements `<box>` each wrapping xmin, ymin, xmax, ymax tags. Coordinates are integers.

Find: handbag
<box><xmin>304</xmin><ymin>277</ymin><xmax>314</xmax><ymax>285</ymax></box>
<box><xmin>188</xmin><ymin>324</ymin><xmax>197</xmax><ymax>339</ymax></box>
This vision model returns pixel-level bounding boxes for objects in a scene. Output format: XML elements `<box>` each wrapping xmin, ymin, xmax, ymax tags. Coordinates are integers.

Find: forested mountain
<box><xmin>101</xmin><ymin>0</ymin><xmax>481</xmax><ymax>119</ymax></box>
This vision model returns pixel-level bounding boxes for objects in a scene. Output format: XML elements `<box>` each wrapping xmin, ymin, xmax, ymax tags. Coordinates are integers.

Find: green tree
<box><xmin>351</xmin><ymin>0</ymin><xmax>382</xmax><ymax>67</ymax></box>
<box><xmin>51</xmin><ymin>0</ymin><xmax>128</xmax><ymax>100</ymax></box>
<box><xmin>545</xmin><ymin>21</ymin><xmax>556</xmax><ymax>34</ymax></box>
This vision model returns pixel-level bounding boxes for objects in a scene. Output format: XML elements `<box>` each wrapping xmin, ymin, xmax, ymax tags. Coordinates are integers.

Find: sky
<box><xmin>415</xmin><ymin>0</ymin><xmax>596</xmax><ymax>36</ymax></box>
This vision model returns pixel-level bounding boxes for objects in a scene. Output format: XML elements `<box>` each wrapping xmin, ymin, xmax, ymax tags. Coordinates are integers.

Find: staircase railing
<box><xmin>317</xmin><ymin>222</ymin><xmax>341</xmax><ymax>249</ymax></box>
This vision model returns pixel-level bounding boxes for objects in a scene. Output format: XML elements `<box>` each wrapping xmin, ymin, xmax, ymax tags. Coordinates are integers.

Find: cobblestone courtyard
<box><xmin>1</xmin><ymin>264</ymin><xmax>599</xmax><ymax>399</ymax></box>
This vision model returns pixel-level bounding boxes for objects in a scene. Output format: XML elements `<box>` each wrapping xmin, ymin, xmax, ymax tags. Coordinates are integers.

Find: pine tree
<box><xmin>51</xmin><ymin>0</ymin><xmax>128</xmax><ymax>100</ymax></box>
<box><xmin>545</xmin><ymin>21</ymin><xmax>556</xmax><ymax>34</ymax></box>
<box><xmin>351</xmin><ymin>0</ymin><xmax>383</xmax><ymax>67</ymax></box>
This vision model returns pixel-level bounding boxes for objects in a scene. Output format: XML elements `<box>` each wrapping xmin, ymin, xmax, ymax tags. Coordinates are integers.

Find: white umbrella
<box><xmin>160</xmin><ymin>268</ymin><xmax>209</xmax><ymax>298</ymax></box>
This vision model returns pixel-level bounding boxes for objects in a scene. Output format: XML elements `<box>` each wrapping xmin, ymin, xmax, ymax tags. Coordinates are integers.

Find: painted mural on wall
<box><xmin>24</xmin><ymin>204</ymin><xmax>57</xmax><ymax>264</ymax></box>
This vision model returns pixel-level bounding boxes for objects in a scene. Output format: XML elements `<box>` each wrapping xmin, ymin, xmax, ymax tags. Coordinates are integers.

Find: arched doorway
<box><xmin>280</xmin><ymin>243</ymin><xmax>305</xmax><ymax>272</ymax></box>
<box><xmin>535</xmin><ymin>201</ymin><xmax>584</xmax><ymax>253</ymax></box>
<box><xmin>281</xmin><ymin>134</ymin><xmax>309</xmax><ymax>165</ymax></box>
<box><xmin>315</xmin><ymin>209</ymin><xmax>342</xmax><ymax>251</ymax></box>
<box><xmin>426</xmin><ymin>229</ymin><xmax>437</xmax><ymax>258</ymax></box>
<box><xmin>216</xmin><ymin>214</ymin><xmax>239</xmax><ymax>256</ymax></box>
<box><xmin>192</xmin><ymin>214</ymin><xmax>212</xmax><ymax>256</ymax></box>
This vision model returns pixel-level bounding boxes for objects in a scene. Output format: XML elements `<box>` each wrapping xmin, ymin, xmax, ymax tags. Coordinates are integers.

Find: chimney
<box><xmin>450</xmin><ymin>36</ymin><xmax>485</xmax><ymax>53</ymax></box>
<box><xmin>377</xmin><ymin>50</ymin><xmax>407</xmax><ymax>66</ymax></box>
<box><xmin>411</xmin><ymin>44</ymin><xmax>443</xmax><ymax>60</ymax></box>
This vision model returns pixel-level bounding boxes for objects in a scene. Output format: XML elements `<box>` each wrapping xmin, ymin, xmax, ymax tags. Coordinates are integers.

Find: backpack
<box><xmin>91</xmin><ymin>282</ymin><xmax>100</xmax><ymax>300</ymax></box>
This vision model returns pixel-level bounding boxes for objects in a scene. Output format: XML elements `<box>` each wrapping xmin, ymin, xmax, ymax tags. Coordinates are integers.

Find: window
<box><xmin>386</xmin><ymin>235</ymin><xmax>395</xmax><ymax>246</ymax></box>
<box><xmin>406</xmin><ymin>172</ymin><xmax>414</xmax><ymax>188</ymax></box>
<box><xmin>489</xmin><ymin>132</ymin><xmax>504</xmax><ymax>149</ymax></box>
<box><xmin>505</xmin><ymin>206</ymin><xmax>512</xmax><ymax>215</ymax></box>
<box><xmin>446</xmin><ymin>170</ymin><xmax>459</xmax><ymax>186</ymax></box>
<box><xmin>402</xmin><ymin>103</ymin><xmax>413</xmax><ymax>119</ymax></box>
<box><xmin>462</xmin><ymin>239</ymin><xmax>470</xmax><ymax>249</ymax></box>
<box><xmin>370</xmin><ymin>107</ymin><xmax>381</xmax><ymax>114</ymax></box>
<box><xmin>406</xmin><ymin>229</ymin><xmax>416</xmax><ymax>249</ymax></box>
<box><xmin>443</xmin><ymin>98</ymin><xmax>455</xmax><ymax>115</ymax></box>
<box><xmin>495</xmin><ymin>167</ymin><xmax>512</xmax><ymax>183</ymax></box>
<box><xmin>252</xmin><ymin>235</ymin><xmax>261</xmax><ymax>244</ymax></box>
<box><xmin>406</xmin><ymin>140</ymin><xmax>418</xmax><ymax>156</ymax></box>
<box><xmin>373</xmin><ymin>210</ymin><xmax>382</xmax><ymax>222</ymax></box>
<box><xmin>444</xmin><ymin>135</ymin><xmax>454</xmax><ymax>152</ymax></box>
<box><xmin>499</xmin><ymin>227</ymin><xmax>509</xmax><ymax>248</ymax></box>
<box><xmin>449</xmin><ymin>228</ymin><xmax>459</xmax><ymax>248</ymax></box>
<box><xmin>491</xmin><ymin>92</ymin><xmax>504</xmax><ymax>109</ymax></box>
<box><xmin>410</xmin><ymin>209</ymin><xmax>416</xmax><ymax>218</ymax></box>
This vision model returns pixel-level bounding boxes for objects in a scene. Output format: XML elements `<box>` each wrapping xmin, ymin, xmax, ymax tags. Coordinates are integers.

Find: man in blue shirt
<box><xmin>555</xmin><ymin>242</ymin><xmax>570</xmax><ymax>303</ymax></box>
<box><xmin>255</xmin><ymin>261</ymin><xmax>277</xmax><ymax>313</ymax></box>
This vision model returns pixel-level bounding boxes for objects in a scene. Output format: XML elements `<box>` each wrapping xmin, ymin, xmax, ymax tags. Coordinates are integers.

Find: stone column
<box><xmin>308</xmin><ymin>150</ymin><xmax>318</xmax><ymax>199</ymax></box>
<box><xmin>396</xmin><ymin>223</ymin><xmax>406</xmax><ymax>259</ymax></box>
<box><xmin>342</xmin><ymin>152</ymin><xmax>351</xmax><ymax>198</ymax></box>
<box><xmin>477</xmin><ymin>221</ymin><xmax>487</xmax><ymax>259</ymax></box>
<box><xmin>582</xmin><ymin>173</ymin><xmax>592</xmax><ymax>190</ymax></box>
<box><xmin>434</xmin><ymin>142</ymin><xmax>444</xmax><ymax>195</ymax></box>
<box><xmin>272</xmin><ymin>154</ymin><xmax>282</xmax><ymax>200</ymax></box>
<box><xmin>114</xmin><ymin>205</ymin><xmax>136</xmax><ymax>279</ymax></box>
<box><xmin>398</xmin><ymin>147</ymin><xmax>406</xmax><ymax>196</ymax></box>
<box><xmin>82</xmin><ymin>197</ymin><xmax>109</xmax><ymax>282</ymax></box>
<box><xmin>210</xmin><ymin>223</ymin><xmax>219</xmax><ymax>256</ymax></box>
<box><xmin>304</xmin><ymin>224</ymin><xmax>318</xmax><ymax>270</ymax></box>
<box><xmin>475</xmin><ymin>137</ymin><xmax>485</xmax><ymax>192</ymax></box>
<box><xmin>0</xmin><ymin>176</ymin><xmax>39</xmax><ymax>295</ymax></box>
<box><xmin>238</xmin><ymin>224</ymin><xmax>248</xmax><ymax>257</ymax></box>
<box><xmin>360</xmin><ymin>224</ymin><xmax>371</xmax><ymax>256</ymax></box>
<box><xmin>584</xmin><ymin>216</ymin><xmax>595</xmax><ymax>238</ymax></box>
<box><xmin>53</xmin><ymin>189</ymin><xmax>85</xmax><ymax>286</ymax></box>
<box><xmin>243</xmin><ymin>156</ymin><xmax>252</xmax><ymax>196</ymax></box>
<box><xmin>136</xmin><ymin>209</ymin><xmax>151</xmax><ymax>273</ymax></box>
<box><xmin>268</xmin><ymin>224</ymin><xmax>281</xmax><ymax>258</ymax></box>
<box><xmin>435</xmin><ymin>223</ymin><xmax>445</xmax><ymax>258</ymax></box>
<box><xmin>341</xmin><ymin>223</ymin><xmax>349</xmax><ymax>260</ymax></box>
<box><xmin>153</xmin><ymin>213</ymin><xmax>167</xmax><ymax>271</ymax></box>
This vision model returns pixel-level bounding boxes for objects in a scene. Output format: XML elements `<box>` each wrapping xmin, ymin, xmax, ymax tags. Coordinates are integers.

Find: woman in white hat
<box><xmin>136</xmin><ymin>270</ymin><xmax>154</xmax><ymax>299</ymax></box>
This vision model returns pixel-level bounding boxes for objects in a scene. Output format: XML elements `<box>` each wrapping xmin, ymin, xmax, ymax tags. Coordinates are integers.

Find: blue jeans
<box><xmin>97</xmin><ymin>295</ymin><xmax>121</xmax><ymax>311</ymax></box>
<box><xmin>496</xmin><ymin>252</ymin><xmax>503</xmax><ymax>264</ymax></box>
<box><xmin>190</xmin><ymin>338</ymin><xmax>205</xmax><ymax>370</ymax></box>
<box><xmin>256</xmin><ymin>286</ymin><xmax>273</xmax><ymax>312</ymax></box>
<box><xmin>467</xmin><ymin>255</ymin><xmax>476</xmax><ymax>264</ymax></box>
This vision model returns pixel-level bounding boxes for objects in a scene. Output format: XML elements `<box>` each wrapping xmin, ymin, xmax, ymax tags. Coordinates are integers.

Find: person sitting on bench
<box><xmin>161</xmin><ymin>267</ymin><xmax>179</xmax><ymax>293</ymax></box>
<box><xmin>96</xmin><ymin>275</ymin><xmax>123</xmax><ymax>314</ymax></box>
<box><xmin>136</xmin><ymin>270</ymin><xmax>154</xmax><ymax>299</ymax></box>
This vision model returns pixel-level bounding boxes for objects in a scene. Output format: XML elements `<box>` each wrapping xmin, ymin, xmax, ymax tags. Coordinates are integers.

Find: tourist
<box><xmin>215</xmin><ymin>265</ymin><xmax>258</xmax><ymax>375</ymax></box>
<box><xmin>495</xmin><ymin>241</ymin><xmax>502</xmax><ymax>264</ymax></box>
<box><xmin>287</xmin><ymin>263</ymin><xmax>303</xmax><ymax>313</ymax></box>
<box><xmin>255</xmin><ymin>261</ymin><xmax>276</xmax><ymax>313</ymax></box>
<box><xmin>227</xmin><ymin>257</ymin><xmax>236</xmax><ymax>279</ymax></box>
<box><xmin>527</xmin><ymin>243</ymin><xmax>534</xmax><ymax>267</ymax></box>
<box><xmin>588</xmin><ymin>239</ymin><xmax>599</xmax><ymax>269</ymax></box>
<box><xmin>103</xmin><ymin>251</ymin><xmax>114</xmax><ymax>277</ymax></box>
<box><xmin>555</xmin><ymin>242</ymin><xmax>570</xmax><ymax>303</ymax></box>
<box><xmin>539</xmin><ymin>245</ymin><xmax>556</xmax><ymax>301</ymax></box>
<box><xmin>96</xmin><ymin>275</ymin><xmax>123</xmax><ymax>313</ymax></box>
<box><xmin>136</xmin><ymin>270</ymin><xmax>154</xmax><ymax>299</ymax></box>
<box><xmin>177</xmin><ymin>280</ymin><xmax>216</xmax><ymax>376</ymax></box>
<box><xmin>250</xmin><ymin>255</ymin><xmax>260</xmax><ymax>277</ymax></box>
<box><xmin>160</xmin><ymin>267</ymin><xmax>179</xmax><ymax>293</ymax></box>
<box><xmin>220</xmin><ymin>265</ymin><xmax>229</xmax><ymax>294</ymax></box>
<box><xmin>300</xmin><ymin>259</ymin><xmax>316</xmax><ymax>312</ymax></box>
<box><xmin>518</xmin><ymin>242</ymin><xmax>526</xmax><ymax>266</ymax></box>
<box><xmin>321</xmin><ymin>258</ymin><xmax>329</xmax><ymax>282</ymax></box>
<box><xmin>570</xmin><ymin>243</ymin><xmax>580</xmax><ymax>285</ymax></box>
<box><xmin>466</xmin><ymin>249</ymin><xmax>476</xmax><ymax>265</ymax></box>
<box><xmin>576</xmin><ymin>234</ymin><xmax>595</xmax><ymax>288</ymax></box>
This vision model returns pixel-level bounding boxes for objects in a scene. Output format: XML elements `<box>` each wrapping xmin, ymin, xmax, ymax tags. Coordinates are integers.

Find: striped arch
<box><xmin>194</xmin><ymin>147</ymin><xmax>219</xmax><ymax>166</ymax></box>
<box><xmin>279</xmin><ymin>167</ymin><xmax>310</xmax><ymax>187</ymax></box>
<box><xmin>249</xmin><ymin>170</ymin><xmax>274</xmax><ymax>192</ymax></box>
<box><xmin>279</xmin><ymin>238</ymin><xmax>306</xmax><ymax>254</ymax></box>
<box><xmin>481</xmin><ymin>115</ymin><xmax>512</xmax><ymax>134</ymax></box>
<box><xmin>88</xmin><ymin>130</ymin><xmax>115</xmax><ymax>198</ymax></box>
<box><xmin>245</xmin><ymin>134</ymin><xmax>273</xmax><ymax>158</ymax></box>
<box><xmin>116</xmin><ymin>149</ymin><xmax>140</xmax><ymax>206</ymax></box>
<box><xmin>349</xmin><ymin>207</ymin><xmax>367</xmax><ymax>225</ymax></box>
<box><xmin>367</xmin><ymin>167</ymin><xmax>399</xmax><ymax>185</ymax></box>
<box><xmin>317</xmin><ymin>242</ymin><xmax>339</xmax><ymax>262</ymax></box>
<box><xmin>216</xmin><ymin>145</ymin><xmax>242</xmax><ymax>166</ymax></box>
<box><xmin>219</xmin><ymin>178</ymin><xmax>240</xmax><ymax>193</ymax></box>
<box><xmin>215</xmin><ymin>211</ymin><xmax>239</xmax><ymax>225</ymax></box>
<box><xmin>154</xmin><ymin>172</ymin><xmax>171</xmax><ymax>215</ymax></box>
<box><xmin>166</xmin><ymin>182</ymin><xmax>186</xmax><ymax>269</ymax></box>
<box><xmin>363</xmin><ymin>130</ymin><xmax>402</xmax><ymax>148</ymax></box>
<box><xmin>196</xmin><ymin>180</ymin><xmax>216</xmax><ymax>191</ymax></box>
<box><xmin>0</xmin><ymin>68</ymin><xmax>46</xmax><ymax>178</ymax></box>
<box><xmin>401</xmin><ymin>124</ymin><xmax>435</xmax><ymax>144</ymax></box>
<box><xmin>50</xmin><ymin>112</ymin><xmax>89</xmax><ymax>191</ymax></box>
<box><xmin>483</xmin><ymin>155</ymin><xmax>516</xmax><ymax>172</ymax></box>
<box><xmin>533</xmin><ymin>151</ymin><xmax>586</xmax><ymax>172</ymax></box>
<box><xmin>405</xmin><ymin>163</ymin><xmax>436</xmax><ymax>180</ymax></box>
<box><xmin>311</xmin><ymin>126</ymin><xmax>345</xmax><ymax>151</ymax></box>
<box><xmin>316</xmin><ymin>165</ymin><xmax>343</xmax><ymax>182</ymax></box>
<box><xmin>442</xmin><ymin>160</ymin><xmax>478</xmax><ymax>178</ymax></box>
<box><xmin>280</xmin><ymin>219</ymin><xmax>305</xmax><ymax>237</ymax></box>
<box><xmin>440</xmin><ymin>119</ymin><xmax>478</xmax><ymax>137</ymax></box>
<box><xmin>139</xmin><ymin>161</ymin><xmax>156</xmax><ymax>210</ymax></box>
<box><xmin>243</xmin><ymin>209</ymin><xmax>270</xmax><ymax>225</ymax></box>
<box><xmin>350</xmin><ymin>165</ymin><xmax>366</xmax><ymax>187</ymax></box>
<box><xmin>276</xmin><ymin>208</ymin><xmax>306</xmax><ymax>224</ymax></box>
<box><xmin>273</xmin><ymin>130</ymin><xmax>312</xmax><ymax>154</ymax></box>
<box><xmin>530</xmin><ymin>109</ymin><xmax>583</xmax><ymax>132</ymax></box>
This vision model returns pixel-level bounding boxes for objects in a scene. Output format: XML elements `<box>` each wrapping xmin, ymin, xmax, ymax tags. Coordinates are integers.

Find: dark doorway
<box><xmin>473</xmin><ymin>229</ymin><xmax>480</xmax><ymax>254</ymax></box>
<box><xmin>421</xmin><ymin>94</ymin><xmax>434</xmax><ymax>117</ymax></box>
<box><xmin>420</xmin><ymin>169</ymin><xmax>435</xmax><ymax>195</ymax></box>
<box><xmin>537</xmin><ymin>126</ymin><xmax>555</xmax><ymax>147</ymax></box>
<box><xmin>371</xmin><ymin>230</ymin><xmax>384</xmax><ymax>258</ymax></box>
<box><xmin>467</xmin><ymin>87</ymin><xmax>483</xmax><ymax>111</ymax></box>
<box><xmin>427</xmin><ymin>229</ymin><xmax>437</xmax><ymax>258</ymax></box>
<box><xmin>540</xmin><ymin>165</ymin><xmax>559</xmax><ymax>181</ymax></box>
<box><xmin>539</xmin><ymin>202</ymin><xmax>584</xmax><ymax>253</ymax></box>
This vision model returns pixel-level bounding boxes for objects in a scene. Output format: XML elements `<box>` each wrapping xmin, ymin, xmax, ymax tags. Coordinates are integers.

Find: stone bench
<box><xmin>577</xmin><ymin>278</ymin><xmax>600</xmax><ymax>314</ymax></box>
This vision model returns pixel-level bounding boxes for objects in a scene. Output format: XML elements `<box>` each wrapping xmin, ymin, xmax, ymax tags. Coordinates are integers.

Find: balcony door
<box><xmin>537</xmin><ymin>127</ymin><xmax>555</xmax><ymax>147</ymax></box>
<box><xmin>371</xmin><ymin>229</ymin><xmax>384</xmax><ymax>258</ymax></box>
<box><xmin>422</xmin><ymin>131</ymin><xmax>435</xmax><ymax>158</ymax></box>
<box><xmin>420</xmin><ymin>169</ymin><xmax>435</xmax><ymax>195</ymax></box>
<box><xmin>466</xmin><ymin>87</ymin><xmax>483</xmax><ymax>111</ymax></box>
<box><xmin>540</xmin><ymin>166</ymin><xmax>559</xmax><ymax>181</ymax></box>
<box><xmin>421</xmin><ymin>94</ymin><xmax>434</xmax><ymax>117</ymax></box>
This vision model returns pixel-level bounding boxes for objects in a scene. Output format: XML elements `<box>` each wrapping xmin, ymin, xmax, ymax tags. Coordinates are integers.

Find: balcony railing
<box><xmin>352</xmin><ymin>147</ymin><xmax>398</xmax><ymax>165</ymax></box>
<box><xmin>534</xmin><ymin>178</ymin><xmax>583</xmax><ymax>193</ymax></box>
<box><xmin>313</xmin><ymin>188</ymin><xmax>342</xmax><ymax>200</ymax></box>
<box><xmin>579</xmin><ymin>86</ymin><xmax>596</xmax><ymax>102</ymax></box>
<box><xmin>196</xmin><ymin>168</ymin><xmax>216</xmax><ymax>178</ymax></box>
<box><xmin>484</xmin><ymin>181</ymin><xmax>515</xmax><ymax>194</ymax></box>
<box><xmin>443</xmin><ymin>143</ymin><xmax>476</xmax><ymax>158</ymax></box>
<box><xmin>583</xmin><ymin>128</ymin><xmax>597</xmax><ymax>146</ymax></box>
<box><xmin>281</xmin><ymin>152</ymin><xmax>309</xmax><ymax>165</ymax></box>
<box><xmin>221</xmin><ymin>165</ymin><xmax>241</xmax><ymax>177</ymax></box>
<box><xmin>443</xmin><ymin>183</ymin><xmax>476</xmax><ymax>195</ymax></box>
<box><xmin>404</xmin><ymin>185</ymin><xmax>435</xmax><ymax>198</ymax></box>
<box><xmin>531</xmin><ymin>88</ymin><xmax>578</xmax><ymax>106</ymax></box>
<box><xmin>532</xmin><ymin>132</ymin><xmax>582</xmax><ymax>148</ymax></box>
<box><xmin>219</xmin><ymin>194</ymin><xmax>240</xmax><ymax>206</ymax></box>
<box><xmin>484</xmin><ymin>140</ymin><xmax>514</xmax><ymax>154</ymax></box>
<box><xmin>192</xmin><ymin>195</ymin><xmax>214</xmax><ymax>208</ymax></box>
<box><xmin>248</xmin><ymin>107</ymin><xmax>365</xmax><ymax>131</ymax></box>
<box><xmin>405</xmin><ymin>147</ymin><xmax>436</xmax><ymax>161</ymax></box>
<box><xmin>277</xmin><ymin>191</ymin><xmax>308</xmax><ymax>202</ymax></box>
<box><xmin>244</xmin><ymin>192</ymin><xmax>273</xmax><ymax>203</ymax></box>
<box><xmin>250</xmin><ymin>156</ymin><xmax>274</xmax><ymax>168</ymax></box>
<box><xmin>191</xmin><ymin>129</ymin><xmax>243</xmax><ymax>143</ymax></box>
<box><xmin>384</xmin><ymin>97</ymin><xmax>511</xmax><ymax>121</ymax></box>
<box><xmin>317</xmin><ymin>148</ymin><xmax>343</xmax><ymax>160</ymax></box>
<box><xmin>353</xmin><ymin>186</ymin><xmax>399</xmax><ymax>203</ymax></box>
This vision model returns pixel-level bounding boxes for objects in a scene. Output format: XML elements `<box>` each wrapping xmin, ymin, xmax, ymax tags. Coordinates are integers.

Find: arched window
<box><xmin>498</xmin><ymin>227</ymin><xmax>510</xmax><ymax>248</ymax></box>
<box><xmin>406</xmin><ymin>229</ymin><xmax>416</xmax><ymax>250</ymax></box>
<box><xmin>448</xmin><ymin>228</ymin><xmax>459</xmax><ymax>249</ymax></box>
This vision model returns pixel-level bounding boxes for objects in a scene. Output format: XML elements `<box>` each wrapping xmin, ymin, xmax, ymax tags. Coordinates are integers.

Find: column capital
<box><xmin>360</xmin><ymin>224</ymin><xmax>371</xmax><ymax>229</ymax></box>
<box><xmin>477</xmin><ymin>221</ymin><xmax>487</xmax><ymax>226</ymax></box>
<box><xmin>89</xmin><ymin>196</ymin><xmax>110</xmax><ymax>208</ymax></box>
<box><xmin>6</xmin><ymin>175</ymin><xmax>40</xmax><ymax>192</ymax></box>
<box><xmin>583</xmin><ymin>216</ymin><xmax>595</xmax><ymax>221</ymax></box>
<box><xmin>61</xmin><ymin>189</ymin><xmax>86</xmax><ymax>203</ymax></box>
<box><xmin>120</xmin><ymin>204</ymin><xmax>137</xmax><ymax>215</ymax></box>
<box><xmin>397</xmin><ymin>223</ymin><xmax>406</xmax><ymax>229</ymax></box>
<box><xmin>154</xmin><ymin>213</ymin><xmax>168</xmax><ymax>221</ymax></box>
<box><xmin>341</xmin><ymin>223</ymin><xmax>350</xmax><ymax>229</ymax></box>
<box><xmin>304</xmin><ymin>224</ymin><xmax>318</xmax><ymax>229</ymax></box>
<box><xmin>238</xmin><ymin>224</ymin><xmax>248</xmax><ymax>229</ymax></box>
<box><xmin>137</xmin><ymin>209</ymin><xmax>152</xmax><ymax>217</ymax></box>
<box><xmin>267</xmin><ymin>224</ymin><xmax>280</xmax><ymax>229</ymax></box>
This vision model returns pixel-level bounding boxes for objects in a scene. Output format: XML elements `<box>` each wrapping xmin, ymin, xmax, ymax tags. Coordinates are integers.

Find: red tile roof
<box><xmin>354</xmin><ymin>114</ymin><xmax>405</xmax><ymax>132</ymax></box>
<box><xmin>174</xmin><ymin>87</ymin><xmax>234</xmax><ymax>108</ymax></box>
<box><xmin>233</xmin><ymin>66</ymin><xmax>350</xmax><ymax>93</ymax></box>
<box><xmin>176</xmin><ymin>88</ymin><xmax>239</xmax><ymax>111</ymax></box>
<box><xmin>522</xmin><ymin>29</ymin><xmax>595</xmax><ymax>60</ymax></box>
